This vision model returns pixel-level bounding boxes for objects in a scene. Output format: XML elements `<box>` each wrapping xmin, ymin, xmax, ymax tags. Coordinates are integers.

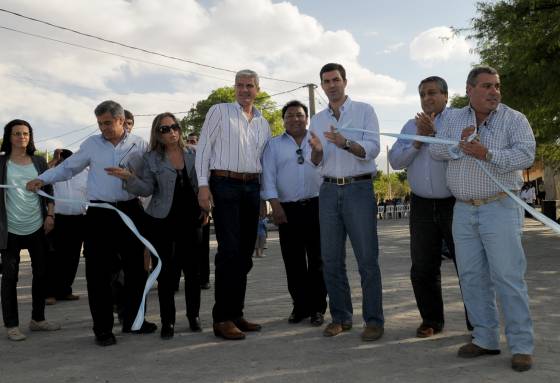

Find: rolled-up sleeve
<box><xmin>353</xmin><ymin>104</ymin><xmax>380</xmax><ymax>161</ymax></box>
<box><xmin>195</xmin><ymin>104</ymin><xmax>222</xmax><ymax>186</ymax></box>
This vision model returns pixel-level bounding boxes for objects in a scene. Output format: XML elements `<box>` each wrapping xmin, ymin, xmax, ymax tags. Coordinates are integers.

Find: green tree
<box><xmin>181</xmin><ymin>87</ymin><xmax>284</xmax><ymax>137</ymax></box>
<box><xmin>449</xmin><ymin>94</ymin><xmax>468</xmax><ymax>108</ymax></box>
<box><xmin>467</xmin><ymin>0</ymin><xmax>560</xmax><ymax>165</ymax></box>
<box><xmin>373</xmin><ymin>172</ymin><xmax>410</xmax><ymax>202</ymax></box>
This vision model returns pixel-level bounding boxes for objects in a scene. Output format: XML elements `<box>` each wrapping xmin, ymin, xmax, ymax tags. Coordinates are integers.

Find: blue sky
<box><xmin>0</xmin><ymin>0</ymin><xmax>482</xmax><ymax>169</ymax></box>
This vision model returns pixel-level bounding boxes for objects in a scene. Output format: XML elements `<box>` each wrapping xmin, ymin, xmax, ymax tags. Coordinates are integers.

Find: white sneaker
<box><xmin>29</xmin><ymin>320</ymin><xmax>61</xmax><ymax>331</ymax></box>
<box><xmin>7</xmin><ymin>327</ymin><xmax>26</xmax><ymax>341</ymax></box>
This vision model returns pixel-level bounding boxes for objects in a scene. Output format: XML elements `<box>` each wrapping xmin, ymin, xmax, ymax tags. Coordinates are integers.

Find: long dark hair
<box><xmin>1</xmin><ymin>119</ymin><xmax>37</xmax><ymax>156</ymax></box>
<box><xmin>149</xmin><ymin>112</ymin><xmax>185</xmax><ymax>154</ymax></box>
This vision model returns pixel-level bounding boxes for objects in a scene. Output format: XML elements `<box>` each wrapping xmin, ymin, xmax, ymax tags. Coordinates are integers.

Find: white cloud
<box><xmin>380</xmin><ymin>42</ymin><xmax>405</xmax><ymax>54</ymax></box>
<box><xmin>409</xmin><ymin>26</ymin><xmax>474</xmax><ymax>66</ymax></box>
<box><xmin>0</xmin><ymin>0</ymin><xmax>410</xmax><ymax>147</ymax></box>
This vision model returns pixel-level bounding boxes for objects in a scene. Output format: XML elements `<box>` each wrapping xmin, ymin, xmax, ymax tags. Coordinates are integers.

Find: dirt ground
<box><xmin>0</xmin><ymin>218</ymin><xmax>558</xmax><ymax>383</ymax></box>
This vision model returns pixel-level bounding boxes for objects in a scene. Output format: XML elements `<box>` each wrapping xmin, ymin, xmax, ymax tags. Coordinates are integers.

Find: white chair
<box><xmin>384</xmin><ymin>205</ymin><xmax>395</xmax><ymax>219</ymax></box>
<box><xmin>395</xmin><ymin>204</ymin><xmax>405</xmax><ymax>219</ymax></box>
<box><xmin>403</xmin><ymin>204</ymin><xmax>411</xmax><ymax>218</ymax></box>
<box><xmin>377</xmin><ymin>205</ymin><xmax>385</xmax><ymax>219</ymax></box>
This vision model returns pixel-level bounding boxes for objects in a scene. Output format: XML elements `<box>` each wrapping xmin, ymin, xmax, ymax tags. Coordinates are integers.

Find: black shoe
<box><xmin>288</xmin><ymin>311</ymin><xmax>310</xmax><ymax>324</ymax></box>
<box><xmin>189</xmin><ymin>317</ymin><xmax>202</xmax><ymax>332</ymax></box>
<box><xmin>200</xmin><ymin>282</ymin><xmax>210</xmax><ymax>290</ymax></box>
<box><xmin>123</xmin><ymin>321</ymin><xmax>158</xmax><ymax>334</ymax></box>
<box><xmin>310</xmin><ymin>312</ymin><xmax>324</xmax><ymax>326</ymax></box>
<box><xmin>95</xmin><ymin>332</ymin><xmax>117</xmax><ymax>346</ymax></box>
<box><xmin>160</xmin><ymin>324</ymin><xmax>174</xmax><ymax>340</ymax></box>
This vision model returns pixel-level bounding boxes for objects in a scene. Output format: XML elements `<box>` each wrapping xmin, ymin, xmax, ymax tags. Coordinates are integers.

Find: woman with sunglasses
<box><xmin>110</xmin><ymin>112</ymin><xmax>206</xmax><ymax>339</ymax></box>
<box><xmin>0</xmin><ymin>119</ymin><xmax>61</xmax><ymax>341</ymax></box>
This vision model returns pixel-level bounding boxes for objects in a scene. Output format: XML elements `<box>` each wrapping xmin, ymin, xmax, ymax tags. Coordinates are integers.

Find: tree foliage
<box><xmin>468</xmin><ymin>0</ymin><xmax>560</xmax><ymax>164</ymax></box>
<box><xmin>450</xmin><ymin>94</ymin><xmax>468</xmax><ymax>109</ymax></box>
<box><xmin>181</xmin><ymin>87</ymin><xmax>284</xmax><ymax>137</ymax></box>
<box><xmin>373</xmin><ymin>171</ymin><xmax>410</xmax><ymax>201</ymax></box>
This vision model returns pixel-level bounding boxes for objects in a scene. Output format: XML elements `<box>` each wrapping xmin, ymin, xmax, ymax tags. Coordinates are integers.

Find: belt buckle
<box><xmin>471</xmin><ymin>199</ymin><xmax>484</xmax><ymax>207</ymax></box>
<box><xmin>336</xmin><ymin>177</ymin><xmax>346</xmax><ymax>186</ymax></box>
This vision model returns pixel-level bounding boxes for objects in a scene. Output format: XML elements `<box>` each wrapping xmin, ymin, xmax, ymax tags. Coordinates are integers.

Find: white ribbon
<box><xmin>0</xmin><ymin>184</ymin><xmax>161</xmax><ymax>330</ymax></box>
<box><xmin>337</xmin><ymin>125</ymin><xmax>560</xmax><ymax>235</ymax></box>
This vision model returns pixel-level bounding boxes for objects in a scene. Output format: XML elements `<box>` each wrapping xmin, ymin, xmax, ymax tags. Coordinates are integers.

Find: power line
<box><xmin>35</xmin><ymin>124</ymin><xmax>96</xmax><ymax>143</ymax></box>
<box><xmin>64</xmin><ymin>127</ymin><xmax>99</xmax><ymax>148</ymax></box>
<box><xmin>0</xmin><ymin>25</ymin><xmax>235</xmax><ymax>84</ymax></box>
<box><xmin>0</xmin><ymin>8</ymin><xmax>306</xmax><ymax>85</ymax></box>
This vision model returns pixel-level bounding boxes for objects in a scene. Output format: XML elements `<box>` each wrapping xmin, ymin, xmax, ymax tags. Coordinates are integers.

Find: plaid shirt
<box><xmin>430</xmin><ymin>104</ymin><xmax>535</xmax><ymax>200</ymax></box>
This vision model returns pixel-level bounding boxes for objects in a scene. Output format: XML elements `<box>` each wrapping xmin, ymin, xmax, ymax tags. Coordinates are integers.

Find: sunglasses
<box><xmin>158</xmin><ymin>124</ymin><xmax>180</xmax><ymax>134</ymax></box>
<box><xmin>296</xmin><ymin>148</ymin><xmax>304</xmax><ymax>165</ymax></box>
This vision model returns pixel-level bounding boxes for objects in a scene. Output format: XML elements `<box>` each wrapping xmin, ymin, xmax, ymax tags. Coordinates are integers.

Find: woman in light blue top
<box><xmin>0</xmin><ymin>119</ymin><xmax>60</xmax><ymax>341</ymax></box>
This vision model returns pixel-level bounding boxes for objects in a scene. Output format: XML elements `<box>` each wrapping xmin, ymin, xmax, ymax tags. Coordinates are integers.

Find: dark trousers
<box><xmin>1</xmin><ymin>229</ymin><xmax>47</xmax><ymax>327</ymax></box>
<box><xmin>198</xmin><ymin>224</ymin><xmax>211</xmax><ymax>285</ymax></box>
<box><xmin>279</xmin><ymin>198</ymin><xmax>327</xmax><ymax>315</ymax></box>
<box><xmin>84</xmin><ymin>200</ymin><xmax>147</xmax><ymax>337</ymax></box>
<box><xmin>46</xmin><ymin>214</ymin><xmax>84</xmax><ymax>298</ymax></box>
<box><xmin>410</xmin><ymin>193</ymin><xmax>469</xmax><ymax>329</ymax></box>
<box><xmin>210</xmin><ymin>176</ymin><xmax>260</xmax><ymax>323</ymax></box>
<box><xmin>150</xmin><ymin>221</ymin><xmax>201</xmax><ymax>325</ymax></box>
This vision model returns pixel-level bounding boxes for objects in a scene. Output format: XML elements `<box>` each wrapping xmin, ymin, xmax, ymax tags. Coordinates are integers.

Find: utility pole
<box><xmin>386</xmin><ymin>145</ymin><xmax>392</xmax><ymax>200</ymax></box>
<box><xmin>306</xmin><ymin>83</ymin><xmax>318</xmax><ymax>117</ymax></box>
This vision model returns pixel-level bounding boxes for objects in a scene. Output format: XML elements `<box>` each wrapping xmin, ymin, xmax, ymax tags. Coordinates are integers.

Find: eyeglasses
<box><xmin>296</xmin><ymin>148</ymin><xmax>304</xmax><ymax>165</ymax></box>
<box><xmin>12</xmin><ymin>131</ymin><xmax>30</xmax><ymax>137</ymax></box>
<box><xmin>158</xmin><ymin>124</ymin><xmax>180</xmax><ymax>134</ymax></box>
<box><xmin>284</xmin><ymin>113</ymin><xmax>306</xmax><ymax>120</ymax></box>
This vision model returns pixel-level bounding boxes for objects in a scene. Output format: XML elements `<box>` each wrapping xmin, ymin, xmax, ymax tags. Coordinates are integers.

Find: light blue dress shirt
<box><xmin>261</xmin><ymin>131</ymin><xmax>321</xmax><ymax>202</ymax></box>
<box><xmin>39</xmin><ymin>133</ymin><xmax>148</xmax><ymax>202</ymax></box>
<box><xmin>309</xmin><ymin>97</ymin><xmax>380</xmax><ymax>177</ymax></box>
<box><xmin>430</xmin><ymin>104</ymin><xmax>535</xmax><ymax>200</ymax></box>
<box><xmin>388</xmin><ymin>110</ymin><xmax>452</xmax><ymax>199</ymax></box>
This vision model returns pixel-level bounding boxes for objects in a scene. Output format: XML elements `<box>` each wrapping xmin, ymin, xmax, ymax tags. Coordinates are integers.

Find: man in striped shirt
<box><xmin>196</xmin><ymin>69</ymin><xmax>271</xmax><ymax>340</ymax></box>
<box><xmin>430</xmin><ymin>66</ymin><xmax>535</xmax><ymax>372</ymax></box>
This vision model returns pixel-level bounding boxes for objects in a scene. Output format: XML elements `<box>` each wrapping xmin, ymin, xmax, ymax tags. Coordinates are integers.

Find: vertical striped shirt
<box><xmin>195</xmin><ymin>102</ymin><xmax>271</xmax><ymax>186</ymax></box>
<box><xmin>429</xmin><ymin>104</ymin><xmax>535</xmax><ymax>200</ymax></box>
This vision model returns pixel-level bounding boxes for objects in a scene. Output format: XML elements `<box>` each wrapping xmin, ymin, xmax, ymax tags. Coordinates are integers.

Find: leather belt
<box><xmin>211</xmin><ymin>169</ymin><xmax>259</xmax><ymax>182</ymax></box>
<box><xmin>282</xmin><ymin>197</ymin><xmax>318</xmax><ymax>206</ymax></box>
<box><xmin>323</xmin><ymin>173</ymin><xmax>372</xmax><ymax>186</ymax></box>
<box><xmin>459</xmin><ymin>192</ymin><xmax>509</xmax><ymax>206</ymax></box>
<box><xmin>90</xmin><ymin>198</ymin><xmax>139</xmax><ymax>208</ymax></box>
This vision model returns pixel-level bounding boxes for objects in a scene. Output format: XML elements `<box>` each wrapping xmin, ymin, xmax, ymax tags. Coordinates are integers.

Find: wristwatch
<box><xmin>342</xmin><ymin>139</ymin><xmax>352</xmax><ymax>151</ymax></box>
<box><xmin>485</xmin><ymin>149</ymin><xmax>493</xmax><ymax>162</ymax></box>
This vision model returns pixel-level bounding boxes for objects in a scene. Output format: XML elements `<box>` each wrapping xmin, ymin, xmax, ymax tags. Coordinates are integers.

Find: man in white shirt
<box><xmin>261</xmin><ymin>100</ymin><xmax>327</xmax><ymax>326</ymax></box>
<box><xmin>196</xmin><ymin>70</ymin><xmax>271</xmax><ymax>340</ymax></box>
<box><xmin>309</xmin><ymin>63</ymin><xmax>384</xmax><ymax>341</ymax></box>
<box><xmin>45</xmin><ymin>149</ymin><xmax>88</xmax><ymax>305</ymax></box>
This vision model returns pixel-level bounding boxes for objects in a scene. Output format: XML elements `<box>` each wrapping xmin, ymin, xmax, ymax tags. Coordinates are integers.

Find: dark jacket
<box><xmin>0</xmin><ymin>154</ymin><xmax>53</xmax><ymax>249</ymax></box>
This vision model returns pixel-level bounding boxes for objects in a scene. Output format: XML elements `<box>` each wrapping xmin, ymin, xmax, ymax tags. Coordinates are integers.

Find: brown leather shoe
<box><xmin>457</xmin><ymin>342</ymin><xmax>500</xmax><ymax>358</ymax></box>
<box><xmin>361</xmin><ymin>324</ymin><xmax>384</xmax><ymax>341</ymax></box>
<box><xmin>233</xmin><ymin>318</ymin><xmax>261</xmax><ymax>332</ymax></box>
<box><xmin>45</xmin><ymin>297</ymin><xmax>56</xmax><ymax>305</ymax></box>
<box><xmin>416</xmin><ymin>324</ymin><xmax>442</xmax><ymax>338</ymax></box>
<box><xmin>511</xmin><ymin>354</ymin><xmax>533</xmax><ymax>372</ymax></box>
<box><xmin>323</xmin><ymin>322</ymin><xmax>352</xmax><ymax>337</ymax></box>
<box><xmin>213</xmin><ymin>321</ymin><xmax>245</xmax><ymax>340</ymax></box>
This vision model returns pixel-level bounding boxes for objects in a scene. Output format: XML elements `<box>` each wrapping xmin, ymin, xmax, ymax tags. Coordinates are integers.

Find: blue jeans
<box><xmin>319</xmin><ymin>180</ymin><xmax>384</xmax><ymax>326</ymax></box>
<box><xmin>453</xmin><ymin>198</ymin><xmax>534</xmax><ymax>354</ymax></box>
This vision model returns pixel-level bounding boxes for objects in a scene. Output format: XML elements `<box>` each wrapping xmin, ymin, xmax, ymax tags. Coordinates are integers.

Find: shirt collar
<box><xmin>328</xmin><ymin>96</ymin><xmax>351</xmax><ymax>116</ymax></box>
<box><xmin>235</xmin><ymin>102</ymin><xmax>262</xmax><ymax>117</ymax></box>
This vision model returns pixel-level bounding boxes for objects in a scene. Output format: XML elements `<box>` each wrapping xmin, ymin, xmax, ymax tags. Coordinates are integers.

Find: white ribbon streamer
<box><xmin>337</xmin><ymin>125</ymin><xmax>560</xmax><ymax>235</ymax></box>
<box><xmin>0</xmin><ymin>184</ymin><xmax>161</xmax><ymax>330</ymax></box>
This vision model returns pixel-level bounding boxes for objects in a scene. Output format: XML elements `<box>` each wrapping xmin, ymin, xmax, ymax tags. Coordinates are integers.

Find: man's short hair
<box><xmin>235</xmin><ymin>69</ymin><xmax>259</xmax><ymax>87</ymax></box>
<box><xmin>418</xmin><ymin>76</ymin><xmax>448</xmax><ymax>95</ymax></box>
<box><xmin>124</xmin><ymin>109</ymin><xmax>134</xmax><ymax>122</ymax></box>
<box><xmin>94</xmin><ymin>100</ymin><xmax>125</xmax><ymax>118</ymax></box>
<box><xmin>467</xmin><ymin>65</ymin><xmax>499</xmax><ymax>86</ymax></box>
<box><xmin>281</xmin><ymin>100</ymin><xmax>308</xmax><ymax>119</ymax></box>
<box><xmin>320</xmin><ymin>63</ymin><xmax>346</xmax><ymax>81</ymax></box>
